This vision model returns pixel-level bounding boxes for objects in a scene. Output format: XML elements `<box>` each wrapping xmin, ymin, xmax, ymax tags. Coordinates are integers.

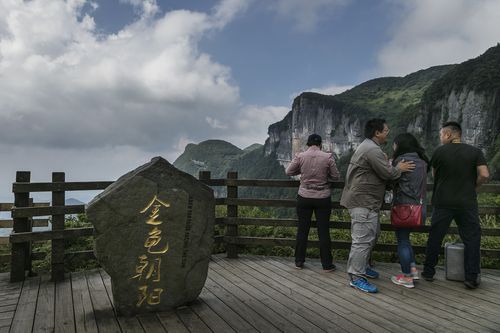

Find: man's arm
<box><xmin>286</xmin><ymin>154</ymin><xmax>301</xmax><ymax>176</ymax></box>
<box><xmin>367</xmin><ymin>148</ymin><xmax>411</xmax><ymax>180</ymax></box>
<box><xmin>476</xmin><ymin>165</ymin><xmax>489</xmax><ymax>188</ymax></box>
<box><xmin>328</xmin><ymin>155</ymin><xmax>340</xmax><ymax>180</ymax></box>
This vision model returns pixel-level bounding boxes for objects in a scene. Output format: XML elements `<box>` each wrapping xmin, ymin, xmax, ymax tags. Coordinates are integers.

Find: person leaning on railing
<box><xmin>422</xmin><ymin>121</ymin><xmax>490</xmax><ymax>289</ymax></box>
<box><xmin>286</xmin><ymin>134</ymin><xmax>340</xmax><ymax>272</ymax></box>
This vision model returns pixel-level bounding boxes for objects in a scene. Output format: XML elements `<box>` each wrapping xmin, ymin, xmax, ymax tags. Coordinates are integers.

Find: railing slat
<box><xmin>0</xmin><ymin>219</ymin><xmax>49</xmax><ymax>228</ymax></box>
<box><xmin>12</xmin><ymin>181</ymin><xmax>113</xmax><ymax>193</ymax></box>
<box><xmin>221</xmin><ymin>218</ymin><xmax>500</xmax><ymax>236</ymax></box>
<box><xmin>10</xmin><ymin>227</ymin><xmax>94</xmax><ymax>243</ymax></box>
<box><xmin>12</xmin><ymin>205</ymin><xmax>85</xmax><ymax>218</ymax></box>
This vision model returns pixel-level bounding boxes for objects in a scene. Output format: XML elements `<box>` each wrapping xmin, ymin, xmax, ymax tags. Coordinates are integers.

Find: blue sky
<box><xmin>0</xmin><ymin>0</ymin><xmax>499</xmax><ymax>202</ymax></box>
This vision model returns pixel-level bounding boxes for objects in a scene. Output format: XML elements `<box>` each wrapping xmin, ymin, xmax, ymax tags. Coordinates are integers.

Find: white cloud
<box><xmin>206</xmin><ymin>116</ymin><xmax>228</xmax><ymax>129</ymax></box>
<box><xmin>212</xmin><ymin>0</ymin><xmax>251</xmax><ymax>29</ymax></box>
<box><xmin>0</xmin><ymin>0</ymin><xmax>245</xmax><ymax>153</ymax></box>
<box><xmin>376</xmin><ymin>0</ymin><xmax>500</xmax><ymax>76</ymax></box>
<box><xmin>0</xmin><ymin>0</ymin><xmax>283</xmax><ymax>202</ymax></box>
<box><xmin>308</xmin><ymin>84</ymin><xmax>353</xmax><ymax>96</ymax></box>
<box><xmin>269</xmin><ymin>0</ymin><xmax>350</xmax><ymax>32</ymax></box>
<box><xmin>289</xmin><ymin>84</ymin><xmax>353</xmax><ymax>101</ymax></box>
<box><xmin>226</xmin><ymin>105</ymin><xmax>289</xmax><ymax>148</ymax></box>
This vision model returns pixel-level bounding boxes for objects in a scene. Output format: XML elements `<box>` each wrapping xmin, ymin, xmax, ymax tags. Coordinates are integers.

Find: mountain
<box><xmin>174</xmin><ymin>140</ymin><xmax>287</xmax><ymax>179</ymax></box>
<box><xmin>173</xmin><ymin>141</ymin><xmax>293</xmax><ymax>198</ymax></box>
<box><xmin>173</xmin><ymin>140</ymin><xmax>242</xmax><ymax>179</ymax></box>
<box><xmin>65</xmin><ymin>198</ymin><xmax>85</xmax><ymax>206</ymax></box>
<box><xmin>176</xmin><ymin>44</ymin><xmax>500</xmax><ymax>182</ymax></box>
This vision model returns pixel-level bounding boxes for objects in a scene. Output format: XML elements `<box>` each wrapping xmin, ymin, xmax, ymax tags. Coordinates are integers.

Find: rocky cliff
<box><xmin>264</xmin><ymin>93</ymin><xmax>368</xmax><ymax>166</ymax></box>
<box><xmin>410</xmin><ymin>45</ymin><xmax>500</xmax><ymax>158</ymax></box>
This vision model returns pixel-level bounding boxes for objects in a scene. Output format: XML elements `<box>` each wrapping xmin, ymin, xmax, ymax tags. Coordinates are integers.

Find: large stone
<box><xmin>87</xmin><ymin>157</ymin><xmax>214</xmax><ymax>316</ymax></box>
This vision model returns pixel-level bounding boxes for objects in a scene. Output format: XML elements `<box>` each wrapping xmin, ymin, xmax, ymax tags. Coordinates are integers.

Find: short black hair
<box><xmin>442</xmin><ymin>121</ymin><xmax>462</xmax><ymax>135</ymax></box>
<box><xmin>306</xmin><ymin>134</ymin><xmax>322</xmax><ymax>147</ymax></box>
<box><xmin>364</xmin><ymin>118</ymin><xmax>386</xmax><ymax>139</ymax></box>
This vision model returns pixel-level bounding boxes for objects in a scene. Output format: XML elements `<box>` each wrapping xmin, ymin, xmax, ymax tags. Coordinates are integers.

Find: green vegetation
<box><xmin>423</xmin><ymin>44</ymin><xmax>500</xmax><ymax>105</ymax></box>
<box><xmin>337</xmin><ymin>65</ymin><xmax>453</xmax><ymax>117</ymax></box>
<box><xmin>173</xmin><ymin>140</ymin><xmax>243</xmax><ymax>179</ymax></box>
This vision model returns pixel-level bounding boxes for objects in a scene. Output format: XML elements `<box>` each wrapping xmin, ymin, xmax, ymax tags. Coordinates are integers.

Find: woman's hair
<box><xmin>392</xmin><ymin>133</ymin><xmax>430</xmax><ymax>167</ymax></box>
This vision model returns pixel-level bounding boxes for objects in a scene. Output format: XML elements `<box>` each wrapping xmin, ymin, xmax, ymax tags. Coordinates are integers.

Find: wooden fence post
<box><xmin>26</xmin><ymin>198</ymin><xmax>34</xmax><ymax>276</ymax></box>
<box><xmin>198</xmin><ymin>171</ymin><xmax>211</xmax><ymax>183</ymax></box>
<box><xmin>10</xmin><ymin>171</ymin><xmax>31</xmax><ymax>282</ymax></box>
<box><xmin>51</xmin><ymin>172</ymin><xmax>65</xmax><ymax>281</ymax></box>
<box><xmin>226</xmin><ymin>171</ymin><xmax>238</xmax><ymax>258</ymax></box>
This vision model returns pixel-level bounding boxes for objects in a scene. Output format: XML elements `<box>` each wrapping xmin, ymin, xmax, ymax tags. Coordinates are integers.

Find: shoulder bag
<box><xmin>391</xmin><ymin>166</ymin><xmax>426</xmax><ymax>228</ymax></box>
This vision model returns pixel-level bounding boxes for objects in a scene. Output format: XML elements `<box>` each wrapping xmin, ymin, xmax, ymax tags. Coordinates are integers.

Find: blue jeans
<box><xmin>395</xmin><ymin>228</ymin><xmax>415</xmax><ymax>275</ymax></box>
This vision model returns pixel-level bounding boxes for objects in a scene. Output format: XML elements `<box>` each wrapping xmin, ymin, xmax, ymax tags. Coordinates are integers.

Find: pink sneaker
<box><xmin>391</xmin><ymin>274</ymin><xmax>415</xmax><ymax>288</ymax></box>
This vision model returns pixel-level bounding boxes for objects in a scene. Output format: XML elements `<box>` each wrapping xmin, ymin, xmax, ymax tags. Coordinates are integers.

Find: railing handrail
<box><xmin>11</xmin><ymin>179</ymin><xmax>500</xmax><ymax>192</ymax></box>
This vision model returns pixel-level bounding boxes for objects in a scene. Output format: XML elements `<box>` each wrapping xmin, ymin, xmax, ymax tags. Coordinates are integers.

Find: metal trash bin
<box><xmin>445</xmin><ymin>242</ymin><xmax>465</xmax><ymax>281</ymax></box>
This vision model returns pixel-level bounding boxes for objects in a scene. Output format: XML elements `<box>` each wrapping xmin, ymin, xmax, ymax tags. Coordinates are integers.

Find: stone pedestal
<box><xmin>87</xmin><ymin>157</ymin><xmax>214</xmax><ymax>316</ymax></box>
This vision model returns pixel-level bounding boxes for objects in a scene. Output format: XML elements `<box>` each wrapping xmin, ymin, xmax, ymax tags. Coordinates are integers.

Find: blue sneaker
<box><xmin>350</xmin><ymin>278</ymin><xmax>378</xmax><ymax>293</ymax></box>
<box><xmin>362</xmin><ymin>267</ymin><xmax>379</xmax><ymax>279</ymax></box>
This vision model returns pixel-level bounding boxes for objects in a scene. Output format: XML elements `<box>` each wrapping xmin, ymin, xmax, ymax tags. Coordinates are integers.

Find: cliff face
<box><xmin>410</xmin><ymin>44</ymin><xmax>500</xmax><ymax>158</ymax></box>
<box><xmin>409</xmin><ymin>89</ymin><xmax>500</xmax><ymax>152</ymax></box>
<box><xmin>264</xmin><ymin>92</ymin><xmax>369</xmax><ymax>168</ymax></box>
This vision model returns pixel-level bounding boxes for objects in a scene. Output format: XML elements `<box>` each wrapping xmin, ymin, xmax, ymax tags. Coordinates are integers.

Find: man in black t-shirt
<box><xmin>422</xmin><ymin>121</ymin><xmax>489</xmax><ymax>289</ymax></box>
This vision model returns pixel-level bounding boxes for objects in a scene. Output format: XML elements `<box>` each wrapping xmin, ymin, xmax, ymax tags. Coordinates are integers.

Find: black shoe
<box><xmin>421</xmin><ymin>271</ymin><xmax>434</xmax><ymax>282</ymax></box>
<box><xmin>295</xmin><ymin>262</ymin><xmax>304</xmax><ymax>270</ymax></box>
<box><xmin>464</xmin><ymin>280</ymin><xmax>480</xmax><ymax>289</ymax></box>
<box><xmin>322</xmin><ymin>264</ymin><xmax>336</xmax><ymax>272</ymax></box>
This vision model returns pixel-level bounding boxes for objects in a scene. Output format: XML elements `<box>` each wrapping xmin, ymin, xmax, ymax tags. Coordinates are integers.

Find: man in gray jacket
<box><xmin>341</xmin><ymin>119</ymin><xmax>415</xmax><ymax>293</ymax></box>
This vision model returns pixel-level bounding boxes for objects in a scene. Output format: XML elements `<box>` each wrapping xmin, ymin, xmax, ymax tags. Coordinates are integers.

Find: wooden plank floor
<box><xmin>1</xmin><ymin>254</ymin><xmax>500</xmax><ymax>332</ymax></box>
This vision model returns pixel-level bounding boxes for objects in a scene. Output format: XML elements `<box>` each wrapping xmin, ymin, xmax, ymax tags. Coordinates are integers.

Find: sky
<box><xmin>1</xmin><ymin>0</ymin><xmax>500</xmax><ymax>203</ymax></box>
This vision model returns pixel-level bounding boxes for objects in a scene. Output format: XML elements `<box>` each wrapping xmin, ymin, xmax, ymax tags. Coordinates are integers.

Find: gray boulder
<box><xmin>87</xmin><ymin>157</ymin><xmax>214</xmax><ymax>316</ymax></box>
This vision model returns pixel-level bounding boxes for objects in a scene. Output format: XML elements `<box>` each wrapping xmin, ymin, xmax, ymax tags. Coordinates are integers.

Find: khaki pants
<box><xmin>347</xmin><ymin>207</ymin><xmax>380</xmax><ymax>276</ymax></box>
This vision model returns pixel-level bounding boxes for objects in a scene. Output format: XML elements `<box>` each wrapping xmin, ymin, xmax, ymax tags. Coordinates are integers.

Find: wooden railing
<box><xmin>7</xmin><ymin>171</ymin><xmax>112</xmax><ymax>282</ymax></box>
<box><xmin>4</xmin><ymin>170</ymin><xmax>500</xmax><ymax>282</ymax></box>
<box><xmin>198</xmin><ymin>171</ymin><xmax>500</xmax><ymax>260</ymax></box>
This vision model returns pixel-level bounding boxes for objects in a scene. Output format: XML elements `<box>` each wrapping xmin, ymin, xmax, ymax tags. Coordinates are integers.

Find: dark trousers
<box><xmin>424</xmin><ymin>206</ymin><xmax>481</xmax><ymax>281</ymax></box>
<box><xmin>295</xmin><ymin>195</ymin><xmax>333</xmax><ymax>269</ymax></box>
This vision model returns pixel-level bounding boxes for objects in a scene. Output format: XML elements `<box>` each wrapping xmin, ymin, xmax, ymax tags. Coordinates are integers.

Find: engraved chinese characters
<box><xmin>132</xmin><ymin>196</ymin><xmax>169</xmax><ymax>307</ymax></box>
<box><xmin>87</xmin><ymin>157</ymin><xmax>214</xmax><ymax>316</ymax></box>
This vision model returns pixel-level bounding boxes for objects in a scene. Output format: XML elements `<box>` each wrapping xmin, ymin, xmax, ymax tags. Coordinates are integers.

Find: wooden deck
<box><xmin>1</xmin><ymin>255</ymin><xmax>500</xmax><ymax>333</ymax></box>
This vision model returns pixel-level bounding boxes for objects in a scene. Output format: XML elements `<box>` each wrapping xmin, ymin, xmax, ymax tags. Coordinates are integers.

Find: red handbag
<box><xmin>391</xmin><ymin>165</ymin><xmax>426</xmax><ymax>228</ymax></box>
<box><xmin>390</xmin><ymin>204</ymin><xmax>423</xmax><ymax>228</ymax></box>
